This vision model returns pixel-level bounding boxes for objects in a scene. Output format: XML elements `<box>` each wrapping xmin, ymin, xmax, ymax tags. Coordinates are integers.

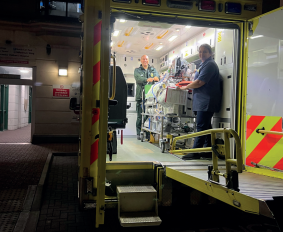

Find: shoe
<box><xmin>200</xmin><ymin>152</ymin><xmax>212</xmax><ymax>159</ymax></box>
<box><xmin>137</xmin><ymin>135</ymin><xmax>141</xmax><ymax>140</ymax></box>
<box><xmin>182</xmin><ymin>153</ymin><xmax>200</xmax><ymax>160</ymax></box>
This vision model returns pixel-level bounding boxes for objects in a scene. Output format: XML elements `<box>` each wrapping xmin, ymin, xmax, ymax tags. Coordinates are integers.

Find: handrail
<box><xmin>110</xmin><ymin>54</ymin><xmax>116</xmax><ymax>100</ymax></box>
<box><xmin>256</xmin><ymin>128</ymin><xmax>283</xmax><ymax>136</ymax></box>
<box><xmin>170</xmin><ymin>128</ymin><xmax>243</xmax><ymax>184</ymax></box>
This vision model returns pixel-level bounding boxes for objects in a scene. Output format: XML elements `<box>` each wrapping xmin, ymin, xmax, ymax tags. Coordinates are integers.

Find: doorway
<box><xmin>0</xmin><ymin>85</ymin><xmax>8</xmax><ymax>131</ymax></box>
<box><xmin>0</xmin><ymin>85</ymin><xmax>32</xmax><ymax>143</ymax></box>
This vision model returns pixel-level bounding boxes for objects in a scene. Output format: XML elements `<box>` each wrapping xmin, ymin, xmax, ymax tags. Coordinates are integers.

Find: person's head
<box><xmin>199</xmin><ymin>44</ymin><xmax>212</xmax><ymax>62</ymax></box>
<box><xmin>141</xmin><ymin>55</ymin><xmax>149</xmax><ymax>69</ymax></box>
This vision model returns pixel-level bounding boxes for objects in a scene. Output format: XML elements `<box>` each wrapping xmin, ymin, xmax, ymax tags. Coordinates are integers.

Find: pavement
<box><xmin>0</xmin><ymin>125</ymin><xmax>78</xmax><ymax>232</ymax></box>
<box><xmin>0</xmin><ymin>125</ymin><xmax>281</xmax><ymax>232</ymax></box>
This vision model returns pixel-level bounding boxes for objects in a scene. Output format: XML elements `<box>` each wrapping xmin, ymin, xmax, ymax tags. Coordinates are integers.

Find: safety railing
<box><xmin>170</xmin><ymin>128</ymin><xmax>243</xmax><ymax>189</ymax></box>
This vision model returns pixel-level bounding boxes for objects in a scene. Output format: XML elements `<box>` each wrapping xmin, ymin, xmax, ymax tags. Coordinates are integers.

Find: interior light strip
<box><xmin>125</xmin><ymin>27</ymin><xmax>134</xmax><ymax>36</ymax></box>
<box><xmin>157</xmin><ymin>30</ymin><xmax>169</xmax><ymax>39</ymax></box>
<box><xmin>145</xmin><ymin>43</ymin><xmax>154</xmax><ymax>49</ymax></box>
<box><xmin>117</xmin><ymin>41</ymin><xmax>125</xmax><ymax>47</ymax></box>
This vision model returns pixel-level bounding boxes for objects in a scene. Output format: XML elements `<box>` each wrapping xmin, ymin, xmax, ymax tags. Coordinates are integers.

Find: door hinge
<box><xmin>249</xmin><ymin>22</ymin><xmax>254</xmax><ymax>36</ymax></box>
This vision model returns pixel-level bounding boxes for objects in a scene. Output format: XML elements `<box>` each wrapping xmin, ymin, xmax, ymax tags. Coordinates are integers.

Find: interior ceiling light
<box><xmin>119</xmin><ymin>19</ymin><xmax>126</xmax><ymax>23</ymax></box>
<box><xmin>168</xmin><ymin>35</ymin><xmax>178</xmax><ymax>42</ymax></box>
<box><xmin>124</xmin><ymin>27</ymin><xmax>134</xmax><ymax>36</ymax></box>
<box><xmin>185</xmin><ymin>26</ymin><xmax>191</xmax><ymax>28</ymax></box>
<box><xmin>110</xmin><ymin>42</ymin><xmax>113</xmax><ymax>46</ymax></box>
<box><xmin>157</xmin><ymin>30</ymin><xmax>169</xmax><ymax>39</ymax></box>
<box><xmin>117</xmin><ymin>41</ymin><xmax>125</xmax><ymax>47</ymax></box>
<box><xmin>176</xmin><ymin>28</ymin><xmax>180</xmax><ymax>31</ymax></box>
<box><xmin>20</xmin><ymin>70</ymin><xmax>29</xmax><ymax>73</ymax></box>
<box><xmin>250</xmin><ymin>35</ymin><xmax>263</xmax><ymax>39</ymax></box>
<box><xmin>156</xmin><ymin>46</ymin><xmax>163</xmax><ymax>51</ymax></box>
<box><xmin>113</xmin><ymin>30</ymin><xmax>120</xmax><ymax>37</ymax></box>
<box><xmin>145</xmin><ymin>43</ymin><xmax>154</xmax><ymax>49</ymax></box>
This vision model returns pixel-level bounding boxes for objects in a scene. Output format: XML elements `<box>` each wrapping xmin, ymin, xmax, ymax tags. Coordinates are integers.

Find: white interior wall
<box><xmin>8</xmin><ymin>85</ymin><xmax>29</xmax><ymax>130</ymax></box>
<box><xmin>8</xmin><ymin>85</ymin><xmax>19</xmax><ymax>130</ymax></box>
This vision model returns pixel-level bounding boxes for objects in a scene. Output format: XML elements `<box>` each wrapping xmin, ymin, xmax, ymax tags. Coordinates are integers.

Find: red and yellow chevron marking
<box><xmin>90</xmin><ymin>20</ymin><xmax>102</xmax><ymax>166</ymax></box>
<box><xmin>246</xmin><ymin>115</ymin><xmax>283</xmax><ymax>170</ymax></box>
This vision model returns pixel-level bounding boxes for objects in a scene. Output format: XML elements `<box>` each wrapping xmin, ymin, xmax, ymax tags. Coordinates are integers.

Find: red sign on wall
<box><xmin>53</xmin><ymin>85</ymin><xmax>70</xmax><ymax>97</ymax></box>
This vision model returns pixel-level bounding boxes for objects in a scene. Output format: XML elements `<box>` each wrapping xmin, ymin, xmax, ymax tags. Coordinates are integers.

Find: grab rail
<box><xmin>256</xmin><ymin>127</ymin><xmax>283</xmax><ymax>136</ymax></box>
<box><xmin>170</xmin><ymin>128</ymin><xmax>243</xmax><ymax>186</ymax></box>
<box><xmin>110</xmin><ymin>54</ymin><xmax>116</xmax><ymax>100</ymax></box>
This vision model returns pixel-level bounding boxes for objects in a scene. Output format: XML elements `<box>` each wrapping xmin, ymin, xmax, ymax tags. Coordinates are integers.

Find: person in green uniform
<box><xmin>134</xmin><ymin>55</ymin><xmax>159</xmax><ymax>140</ymax></box>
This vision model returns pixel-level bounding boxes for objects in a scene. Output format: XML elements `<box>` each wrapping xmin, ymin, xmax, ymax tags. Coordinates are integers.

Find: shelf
<box><xmin>142</xmin><ymin>113</ymin><xmax>165</xmax><ymax>117</ymax></box>
<box><xmin>141</xmin><ymin>127</ymin><xmax>162</xmax><ymax>134</ymax></box>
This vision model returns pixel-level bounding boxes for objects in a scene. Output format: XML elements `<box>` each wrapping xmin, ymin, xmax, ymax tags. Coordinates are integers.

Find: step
<box><xmin>117</xmin><ymin>186</ymin><xmax>162</xmax><ymax>227</ymax></box>
<box><xmin>120</xmin><ymin>212</ymin><xmax>162</xmax><ymax>227</ymax></box>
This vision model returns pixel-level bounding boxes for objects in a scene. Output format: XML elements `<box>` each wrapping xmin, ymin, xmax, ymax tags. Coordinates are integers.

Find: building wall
<box><xmin>0</xmin><ymin>29</ymin><xmax>81</xmax><ymax>141</ymax></box>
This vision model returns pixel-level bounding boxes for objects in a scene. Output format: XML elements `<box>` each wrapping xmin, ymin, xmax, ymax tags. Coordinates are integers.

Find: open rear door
<box><xmin>245</xmin><ymin>7</ymin><xmax>283</xmax><ymax>170</ymax></box>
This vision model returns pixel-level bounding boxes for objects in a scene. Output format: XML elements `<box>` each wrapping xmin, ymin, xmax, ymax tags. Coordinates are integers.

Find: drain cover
<box><xmin>0</xmin><ymin>200</ymin><xmax>23</xmax><ymax>213</ymax></box>
<box><xmin>0</xmin><ymin>189</ymin><xmax>27</xmax><ymax>201</ymax></box>
<box><xmin>0</xmin><ymin>213</ymin><xmax>19</xmax><ymax>232</ymax></box>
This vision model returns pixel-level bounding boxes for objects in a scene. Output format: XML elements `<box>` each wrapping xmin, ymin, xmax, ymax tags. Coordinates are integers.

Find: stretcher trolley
<box><xmin>140</xmin><ymin>77</ymin><xmax>196</xmax><ymax>153</ymax></box>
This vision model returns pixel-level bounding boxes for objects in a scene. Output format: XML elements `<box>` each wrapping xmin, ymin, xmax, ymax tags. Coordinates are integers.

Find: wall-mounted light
<box><xmin>59</xmin><ymin>69</ymin><xmax>68</xmax><ymax>76</ymax></box>
<box><xmin>58</xmin><ymin>61</ymin><xmax>68</xmax><ymax>76</ymax></box>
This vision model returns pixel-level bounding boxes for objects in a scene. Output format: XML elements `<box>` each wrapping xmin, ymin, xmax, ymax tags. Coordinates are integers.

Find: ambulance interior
<box><xmin>109</xmin><ymin>17</ymin><xmax>238</xmax><ymax>161</ymax></box>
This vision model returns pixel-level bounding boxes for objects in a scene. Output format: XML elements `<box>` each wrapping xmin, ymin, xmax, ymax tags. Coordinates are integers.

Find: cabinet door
<box><xmin>122</xmin><ymin>112</ymin><xmax>137</xmax><ymax>135</ymax></box>
<box><xmin>214</xmin><ymin>29</ymin><xmax>234</xmax><ymax>70</ymax></box>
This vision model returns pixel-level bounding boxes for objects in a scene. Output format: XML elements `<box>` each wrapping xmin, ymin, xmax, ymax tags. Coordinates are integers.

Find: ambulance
<box><xmin>76</xmin><ymin>0</ymin><xmax>283</xmax><ymax>229</ymax></box>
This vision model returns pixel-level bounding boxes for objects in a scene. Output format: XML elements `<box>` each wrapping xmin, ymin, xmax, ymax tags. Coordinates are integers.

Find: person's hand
<box><xmin>153</xmin><ymin>76</ymin><xmax>159</xmax><ymax>81</ymax></box>
<box><xmin>147</xmin><ymin>78</ymin><xmax>153</xmax><ymax>82</ymax></box>
<box><xmin>180</xmin><ymin>86</ymin><xmax>187</xmax><ymax>90</ymax></box>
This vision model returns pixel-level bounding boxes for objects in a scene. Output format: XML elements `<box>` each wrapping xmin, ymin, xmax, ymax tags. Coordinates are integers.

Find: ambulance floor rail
<box><xmin>170</xmin><ymin>128</ymin><xmax>243</xmax><ymax>191</ymax></box>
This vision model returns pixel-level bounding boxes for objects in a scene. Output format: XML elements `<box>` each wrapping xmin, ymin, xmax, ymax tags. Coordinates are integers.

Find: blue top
<box><xmin>192</xmin><ymin>57</ymin><xmax>221</xmax><ymax>112</ymax></box>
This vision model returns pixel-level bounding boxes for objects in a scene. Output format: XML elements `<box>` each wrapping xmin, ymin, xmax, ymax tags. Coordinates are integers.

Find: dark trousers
<box><xmin>193</xmin><ymin>111</ymin><xmax>214</xmax><ymax>149</ymax></box>
<box><xmin>136</xmin><ymin>100</ymin><xmax>142</xmax><ymax>135</ymax></box>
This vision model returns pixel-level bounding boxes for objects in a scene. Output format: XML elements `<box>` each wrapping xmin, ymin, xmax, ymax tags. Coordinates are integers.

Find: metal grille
<box><xmin>0</xmin><ymin>200</ymin><xmax>23</xmax><ymax>213</ymax></box>
<box><xmin>0</xmin><ymin>189</ymin><xmax>27</xmax><ymax>201</ymax></box>
<box><xmin>117</xmin><ymin>186</ymin><xmax>156</xmax><ymax>193</ymax></box>
<box><xmin>120</xmin><ymin>216</ymin><xmax>162</xmax><ymax>223</ymax></box>
<box><xmin>166</xmin><ymin>166</ymin><xmax>283</xmax><ymax>201</ymax></box>
<box><xmin>0</xmin><ymin>213</ymin><xmax>19</xmax><ymax>232</ymax></box>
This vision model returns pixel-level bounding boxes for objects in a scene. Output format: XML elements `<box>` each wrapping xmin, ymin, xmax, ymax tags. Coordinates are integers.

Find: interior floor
<box><xmin>111</xmin><ymin>137</ymin><xmax>182</xmax><ymax>162</ymax></box>
<box><xmin>0</xmin><ymin>124</ymin><xmax>31</xmax><ymax>143</ymax></box>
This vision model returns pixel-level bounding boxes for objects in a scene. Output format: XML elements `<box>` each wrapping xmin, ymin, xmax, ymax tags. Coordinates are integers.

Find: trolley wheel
<box><xmin>140</xmin><ymin>134</ymin><xmax>144</xmax><ymax>142</ymax></box>
<box><xmin>161</xmin><ymin>142</ymin><xmax>165</xmax><ymax>153</ymax></box>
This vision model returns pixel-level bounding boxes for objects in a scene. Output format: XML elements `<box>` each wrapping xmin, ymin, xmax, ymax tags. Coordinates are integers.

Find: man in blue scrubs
<box><xmin>179</xmin><ymin>44</ymin><xmax>221</xmax><ymax>160</ymax></box>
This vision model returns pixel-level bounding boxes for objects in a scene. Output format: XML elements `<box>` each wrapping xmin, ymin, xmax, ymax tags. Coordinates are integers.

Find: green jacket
<box><xmin>134</xmin><ymin>64</ymin><xmax>159</xmax><ymax>101</ymax></box>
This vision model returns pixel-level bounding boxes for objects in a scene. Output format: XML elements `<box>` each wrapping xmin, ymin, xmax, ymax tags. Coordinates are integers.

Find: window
<box><xmin>39</xmin><ymin>1</ymin><xmax>82</xmax><ymax>18</ymax></box>
<box><xmin>0</xmin><ymin>66</ymin><xmax>33</xmax><ymax>80</ymax></box>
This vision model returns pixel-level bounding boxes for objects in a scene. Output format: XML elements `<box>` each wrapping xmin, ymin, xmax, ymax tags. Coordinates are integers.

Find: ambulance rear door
<box><xmin>245</xmin><ymin>7</ymin><xmax>283</xmax><ymax>170</ymax></box>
